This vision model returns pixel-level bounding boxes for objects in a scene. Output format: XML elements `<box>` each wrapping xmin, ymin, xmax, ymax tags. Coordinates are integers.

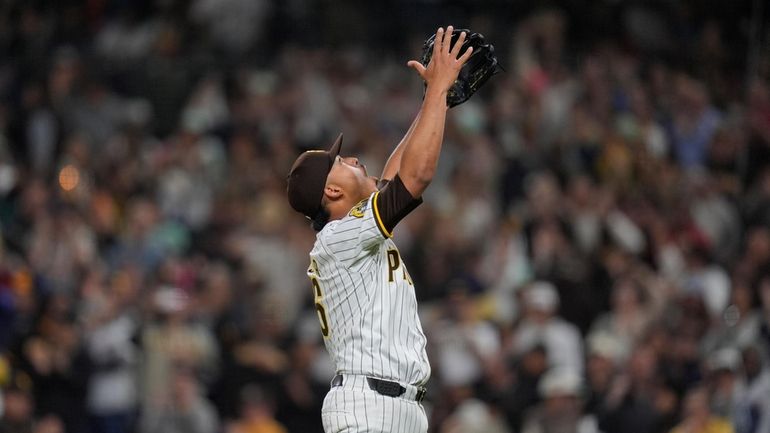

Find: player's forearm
<box><xmin>397</xmin><ymin>85</ymin><xmax>449</xmax><ymax>197</ymax></box>
<box><xmin>380</xmin><ymin>112</ymin><xmax>421</xmax><ymax>181</ymax></box>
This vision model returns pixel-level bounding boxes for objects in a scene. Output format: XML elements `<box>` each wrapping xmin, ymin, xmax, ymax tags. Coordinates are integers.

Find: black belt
<box><xmin>331</xmin><ymin>374</ymin><xmax>426</xmax><ymax>402</ymax></box>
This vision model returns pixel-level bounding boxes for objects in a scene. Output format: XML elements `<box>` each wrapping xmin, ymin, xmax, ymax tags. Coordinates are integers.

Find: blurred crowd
<box><xmin>2</xmin><ymin>1</ymin><xmax>770</xmax><ymax>433</ymax></box>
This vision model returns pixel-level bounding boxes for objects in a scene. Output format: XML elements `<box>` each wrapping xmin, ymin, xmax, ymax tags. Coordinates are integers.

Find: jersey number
<box><xmin>311</xmin><ymin>277</ymin><xmax>330</xmax><ymax>337</ymax></box>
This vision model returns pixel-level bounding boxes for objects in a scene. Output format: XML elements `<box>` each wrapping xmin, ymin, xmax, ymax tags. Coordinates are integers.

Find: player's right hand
<box><xmin>407</xmin><ymin>26</ymin><xmax>473</xmax><ymax>94</ymax></box>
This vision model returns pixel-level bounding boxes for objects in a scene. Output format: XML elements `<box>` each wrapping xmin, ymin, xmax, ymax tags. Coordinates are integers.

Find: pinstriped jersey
<box><xmin>307</xmin><ymin>189</ymin><xmax>431</xmax><ymax>386</ymax></box>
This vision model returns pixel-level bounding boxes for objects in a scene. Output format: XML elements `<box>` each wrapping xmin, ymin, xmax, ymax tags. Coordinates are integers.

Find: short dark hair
<box><xmin>311</xmin><ymin>205</ymin><xmax>331</xmax><ymax>232</ymax></box>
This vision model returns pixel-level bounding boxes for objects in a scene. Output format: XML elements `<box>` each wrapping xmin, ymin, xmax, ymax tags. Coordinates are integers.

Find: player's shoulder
<box><xmin>329</xmin><ymin>192</ymin><xmax>379</xmax><ymax>227</ymax></box>
<box><xmin>315</xmin><ymin>219</ymin><xmax>340</xmax><ymax>243</ymax></box>
<box><xmin>314</xmin><ymin>211</ymin><xmax>357</xmax><ymax>243</ymax></box>
<box><xmin>316</xmin><ymin>192</ymin><xmax>383</xmax><ymax>250</ymax></box>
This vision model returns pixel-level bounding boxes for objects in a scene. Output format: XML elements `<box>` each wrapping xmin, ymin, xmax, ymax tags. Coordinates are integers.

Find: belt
<box><xmin>331</xmin><ymin>374</ymin><xmax>426</xmax><ymax>402</ymax></box>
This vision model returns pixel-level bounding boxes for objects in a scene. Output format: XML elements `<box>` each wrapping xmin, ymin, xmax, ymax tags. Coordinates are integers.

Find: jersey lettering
<box><xmin>386</xmin><ymin>249</ymin><xmax>413</xmax><ymax>286</ymax></box>
<box><xmin>387</xmin><ymin>250</ymin><xmax>400</xmax><ymax>282</ymax></box>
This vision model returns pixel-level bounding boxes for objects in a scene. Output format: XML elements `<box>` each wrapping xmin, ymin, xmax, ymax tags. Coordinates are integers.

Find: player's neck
<box><xmin>327</xmin><ymin>197</ymin><xmax>356</xmax><ymax>222</ymax></box>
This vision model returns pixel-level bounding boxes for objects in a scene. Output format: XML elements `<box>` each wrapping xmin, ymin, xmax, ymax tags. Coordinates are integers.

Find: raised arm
<box><xmin>395</xmin><ymin>26</ymin><xmax>473</xmax><ymax>197</ymax></box>
<box><xmin>380</xmin><ymin>112</ymin><xmax>420</xmax><ymax>182</ymax></box>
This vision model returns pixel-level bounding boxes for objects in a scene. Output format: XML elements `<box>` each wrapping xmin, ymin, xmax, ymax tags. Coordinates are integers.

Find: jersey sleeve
<box><xmin>321</xmin><ymin>174</ymin><xmax>421</xmax><ymax>269</ymax></box>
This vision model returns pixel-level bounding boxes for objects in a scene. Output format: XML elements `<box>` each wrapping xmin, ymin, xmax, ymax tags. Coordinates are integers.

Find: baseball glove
<box><xmin>420</xmin><ymin>28</ymin><xmax>502</xmax><ymax>108</ymax></box>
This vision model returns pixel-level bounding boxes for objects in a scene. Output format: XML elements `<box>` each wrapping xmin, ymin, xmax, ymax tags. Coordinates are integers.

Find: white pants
<box><xmin>321</xmin><ymin>376</ymin><xmax>428</xmax><ymax>433</ymax></box>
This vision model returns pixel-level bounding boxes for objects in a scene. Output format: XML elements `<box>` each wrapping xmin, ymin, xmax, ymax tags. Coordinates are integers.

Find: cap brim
<box><xmin>328</xmin><ymin>133</ymin><xmax>343</xmax><ymax>159</ymax></box>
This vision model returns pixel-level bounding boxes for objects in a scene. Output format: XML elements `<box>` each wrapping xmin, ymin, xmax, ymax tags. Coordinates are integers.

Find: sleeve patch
<box><xmin>348</xmin><ymin>198</ymin><xmax>368</xmax><ymax>218</ymax></box>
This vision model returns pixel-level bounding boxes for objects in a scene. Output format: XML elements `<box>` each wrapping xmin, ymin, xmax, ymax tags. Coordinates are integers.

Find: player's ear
<box><xmin>324</xmin><ymin>184</ymin><xmax>343</xmax><ymax>201</ymax></box>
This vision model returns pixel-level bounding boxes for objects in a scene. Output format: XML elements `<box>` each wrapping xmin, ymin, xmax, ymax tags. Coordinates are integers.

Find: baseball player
<box><xmin>286</xmin><ymin>26</ymin><xmax>473</xmax><ymax>433</ymax></box>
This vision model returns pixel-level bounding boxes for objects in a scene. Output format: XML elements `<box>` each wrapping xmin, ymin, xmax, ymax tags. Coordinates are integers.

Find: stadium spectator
<box><xmin>227</xmin><ymin>385</ymin><xmax>287</xmax><ymax>433</ymax></box>
<box><xmin>510</xmin><ymin>281</ymin><xmax>584</xmax><ymax>374</ymax></box>
<box><xmin>139</xmin><ymin>366</ymin><xmax>219</xmax><ymax>433</ymax></box>
<box><xmin>521</xmin><ymin>368</ymin><xmax>598</xmax><ymax>433</ymax></box>
<box><xmin>669</xmin><ymin>386</ymin><xmax>734</xmax><ymax>433</ymax></box>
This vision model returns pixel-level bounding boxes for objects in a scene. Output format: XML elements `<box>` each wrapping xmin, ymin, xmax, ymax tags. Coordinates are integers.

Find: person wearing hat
<box><xmin>510</xmin><ymin>281</ymin><xmax>584</xmax><ymax>374</ymax></box>
<box><xmin>521</xmin><ymin>368</ymin><xmax>600</xmax><ymax>433</ymax></box>
<box><xmin>669</xmin><ymin>386</ymin><xmax>734</xmax><ymax>433</ymax></box>
<box><xmin>707</xmin><ymin>348</ymin><xmax>746</xmax><ymax>429</ymax></box>
<box><xmin>287</xmin><ymin>27</ymin><xmax>474</xmax><ymax>433</ymax></box>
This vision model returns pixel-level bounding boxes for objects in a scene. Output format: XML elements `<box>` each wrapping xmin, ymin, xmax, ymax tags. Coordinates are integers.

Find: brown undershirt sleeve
<box><xmin>372</xmin><ymin>174</ymin><xmax>423</xmax><ymax>237</ymax></box>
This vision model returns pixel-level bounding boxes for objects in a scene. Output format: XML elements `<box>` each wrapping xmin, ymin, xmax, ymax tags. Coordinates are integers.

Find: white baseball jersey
<box><xmin>307</xmin><ymin>177</ymin><xmax>430</xmax><ymax>433</ymax></box>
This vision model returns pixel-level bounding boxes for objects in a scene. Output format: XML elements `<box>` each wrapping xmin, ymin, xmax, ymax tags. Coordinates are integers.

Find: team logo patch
<box><xmin>349</xmin><ymin>198</ymin><xmax>368</xmax><ymax>218</ymax></box>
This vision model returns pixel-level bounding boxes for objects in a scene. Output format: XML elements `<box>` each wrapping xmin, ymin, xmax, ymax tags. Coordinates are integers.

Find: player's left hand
<box><xmin>410</xmin><ymin>26</ymin><xmax>502</xmax><ymax>107</ymax></box>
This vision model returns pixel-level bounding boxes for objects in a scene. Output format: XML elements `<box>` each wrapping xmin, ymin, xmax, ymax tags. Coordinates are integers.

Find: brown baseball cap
<box><xmin>287</xmin><ymin>133</ymin><xmax>343</xmax><ymax>219</ymax></box>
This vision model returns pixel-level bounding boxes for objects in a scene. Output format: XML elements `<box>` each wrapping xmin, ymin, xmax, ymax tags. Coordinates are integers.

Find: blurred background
<box><xmin>1</xmin><ymin>0</ymin><xmax>770</xmax><ymax>432</ymax></box>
